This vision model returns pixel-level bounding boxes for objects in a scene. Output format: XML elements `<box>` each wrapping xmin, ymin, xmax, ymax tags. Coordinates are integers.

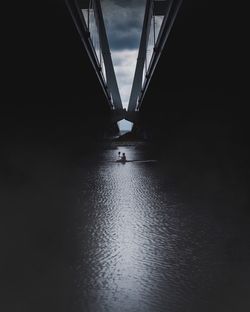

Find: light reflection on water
<box><xmin>75</xmin><ymin>146</ymin><xmax>250</xmax><ymax>312</ymax></box>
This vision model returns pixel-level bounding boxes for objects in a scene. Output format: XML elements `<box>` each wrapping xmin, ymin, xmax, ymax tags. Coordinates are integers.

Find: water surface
<box><xmin>73</xmin><ymin>145</ymin><xmax>250</xmax><ymax>312</ymax></box>
<box><xmin>2</xmin><ymin>142</ymin><xmax>249</xmax><ymax>311</ymax></box>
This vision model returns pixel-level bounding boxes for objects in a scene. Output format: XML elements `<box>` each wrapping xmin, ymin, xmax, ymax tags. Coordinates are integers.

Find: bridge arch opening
<box><xmin>118</xmin><ymin>119</ymin><xmax>133</xmax><ymax>132</ymax></box>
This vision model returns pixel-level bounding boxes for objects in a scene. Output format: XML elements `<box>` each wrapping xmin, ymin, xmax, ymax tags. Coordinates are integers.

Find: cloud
<box><xmin>102</xmin><ymin>0</ymin><xmax>146</xmax><ymax>51</ymax></box>
<box><xmin>100</xmin><ymin>1</ymin><xmax>146</xmax><ymax>112</ymax></box>
<box><xmin>82</xmin><ymin>1</ymin><xmax>163</xmax><ymax>129</ymax></box>
<box><xmin>103</xmin><ymin>0</ymin><xmax>145</xmax><ymax>9</ymax></box>
<box><xmin>111</xmin><ymin>50</ymin><xmax>138</xmax><ymax>108</ymax></box>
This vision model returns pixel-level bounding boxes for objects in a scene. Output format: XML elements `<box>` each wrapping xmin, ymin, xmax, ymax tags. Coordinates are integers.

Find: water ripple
<box><xmin>74</xmin><ymin>146</ymin><xmax>250</xmax><ymax>312</ymax></box>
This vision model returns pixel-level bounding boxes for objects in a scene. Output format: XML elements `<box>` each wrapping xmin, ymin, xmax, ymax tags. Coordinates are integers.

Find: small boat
<box><xmin>116</xmin><ymin>159</ymin><xmax>127</xmax><ymax>163</ymax></box>
<box><xmin>115</xmin><ymin>159</ymin><xmax>157</xmax><ymax>163</ymax></box>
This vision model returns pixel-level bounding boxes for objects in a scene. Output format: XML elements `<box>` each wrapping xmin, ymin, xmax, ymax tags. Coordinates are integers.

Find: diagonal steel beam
<box><xmin>137</xmin><ymin>0</ymin><xmax>183</xmax><ymax>110</ymax></box>
<box><xmin>127</xmin><ymin>0</ymin><xmax>154</xmax><ymax>113</ymax></box>
<box><xmin>65</xmin><ymin>0</ymin><xmax>124</xmax><ymax>116</ymax></box>
<box><xmin>92</xmin><ymin>0</ymin><xmax>123</xmax><ymax>111</ymax></box>
<box><xmin>65</xmin><ymin>0</ymin><xmax>113</xmax><ymax>108</ymax></box>
<box><xmin>126</xmin><ymin>0</ymin><xmax>183</xmax><ymax>117</ymax></box>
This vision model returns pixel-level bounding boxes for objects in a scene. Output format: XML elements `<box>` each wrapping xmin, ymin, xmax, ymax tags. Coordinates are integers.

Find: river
<box><xmin>73</xmin><ymin>144</ymin><xmax>250</xmax><ymax>312</ymax></box>
<box><xmin>2</xmin><ymin>142</ymin><xmax>250</xmax><ymax>311</ymax></box>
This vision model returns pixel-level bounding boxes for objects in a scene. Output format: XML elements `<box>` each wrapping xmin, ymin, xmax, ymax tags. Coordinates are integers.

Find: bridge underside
<box><xmin>6</xmin><ymin>0</ymin><xmax>249</xmax><ymax>142</ymax></box>
<box><xmin>66</xmin><ymin>0</ymin><xmax>183</xmax><ymax>124</ymax></box>
<box><xmin>133</xmin><ymin>0</ymin><xmax>249</xmax><ymax>142</ymax></box>
<box><xmin>6</xmin><ymin>0</ymin><xmax>121</xmax><ymax>139</ymax></box>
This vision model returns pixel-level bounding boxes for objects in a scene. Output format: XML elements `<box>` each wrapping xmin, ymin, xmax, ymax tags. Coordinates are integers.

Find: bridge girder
<box><xmin>65</xmin><ymin>0</ymin><xmax>123</xmax><ymax>114</ymax></box>
<box><xmin>66</xmin><ymin>0</ymin><xmax>183</xmax><ymax>123</ymax></box>
<box><xmin>127</xmin><ymin>0</ymin><xmax>183</xmax><ymax>116</ymax></box>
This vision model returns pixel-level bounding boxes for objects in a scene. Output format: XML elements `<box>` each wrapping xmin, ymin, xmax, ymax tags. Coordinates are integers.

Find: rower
<box><xmin>117</xmin><ymin>151</ymin><xmax>121</xmax><ymax>161</ymax></box>
<box><xmin>121</xmin><ymin>152</ymin><xmax>126</xmax><ymax>162</ymax></box>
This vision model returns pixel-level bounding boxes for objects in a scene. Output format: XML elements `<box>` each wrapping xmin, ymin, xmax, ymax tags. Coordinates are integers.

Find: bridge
<box><xmin>8</xmin><ymin>0</ymin><xmax>248</xmax><ymax>141</ymax></box>
<box><xmin>65</xmin><ymin>0</ymin><xmax>182</xmax><ymax>124</ymax></box>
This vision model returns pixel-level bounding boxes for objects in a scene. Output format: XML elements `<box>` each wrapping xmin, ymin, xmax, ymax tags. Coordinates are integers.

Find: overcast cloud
<box><xmin>100</xmin><ymin>1</ymin><xmax>164</xmax><ymax>129</ymax></box>
<box><xmin>82</xmin><ymin>1</ymin><xmax>163</xmax><ymax>129</ymax></box>
<box><xmin>101</xmin><ymin>0</ymin><xmax>145</xmax><ymax>115</ymax></box>
<box><xmin>102</xmin><ymin>0</ymin><xmax>146</xmax><ymax>51</ymax></box>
